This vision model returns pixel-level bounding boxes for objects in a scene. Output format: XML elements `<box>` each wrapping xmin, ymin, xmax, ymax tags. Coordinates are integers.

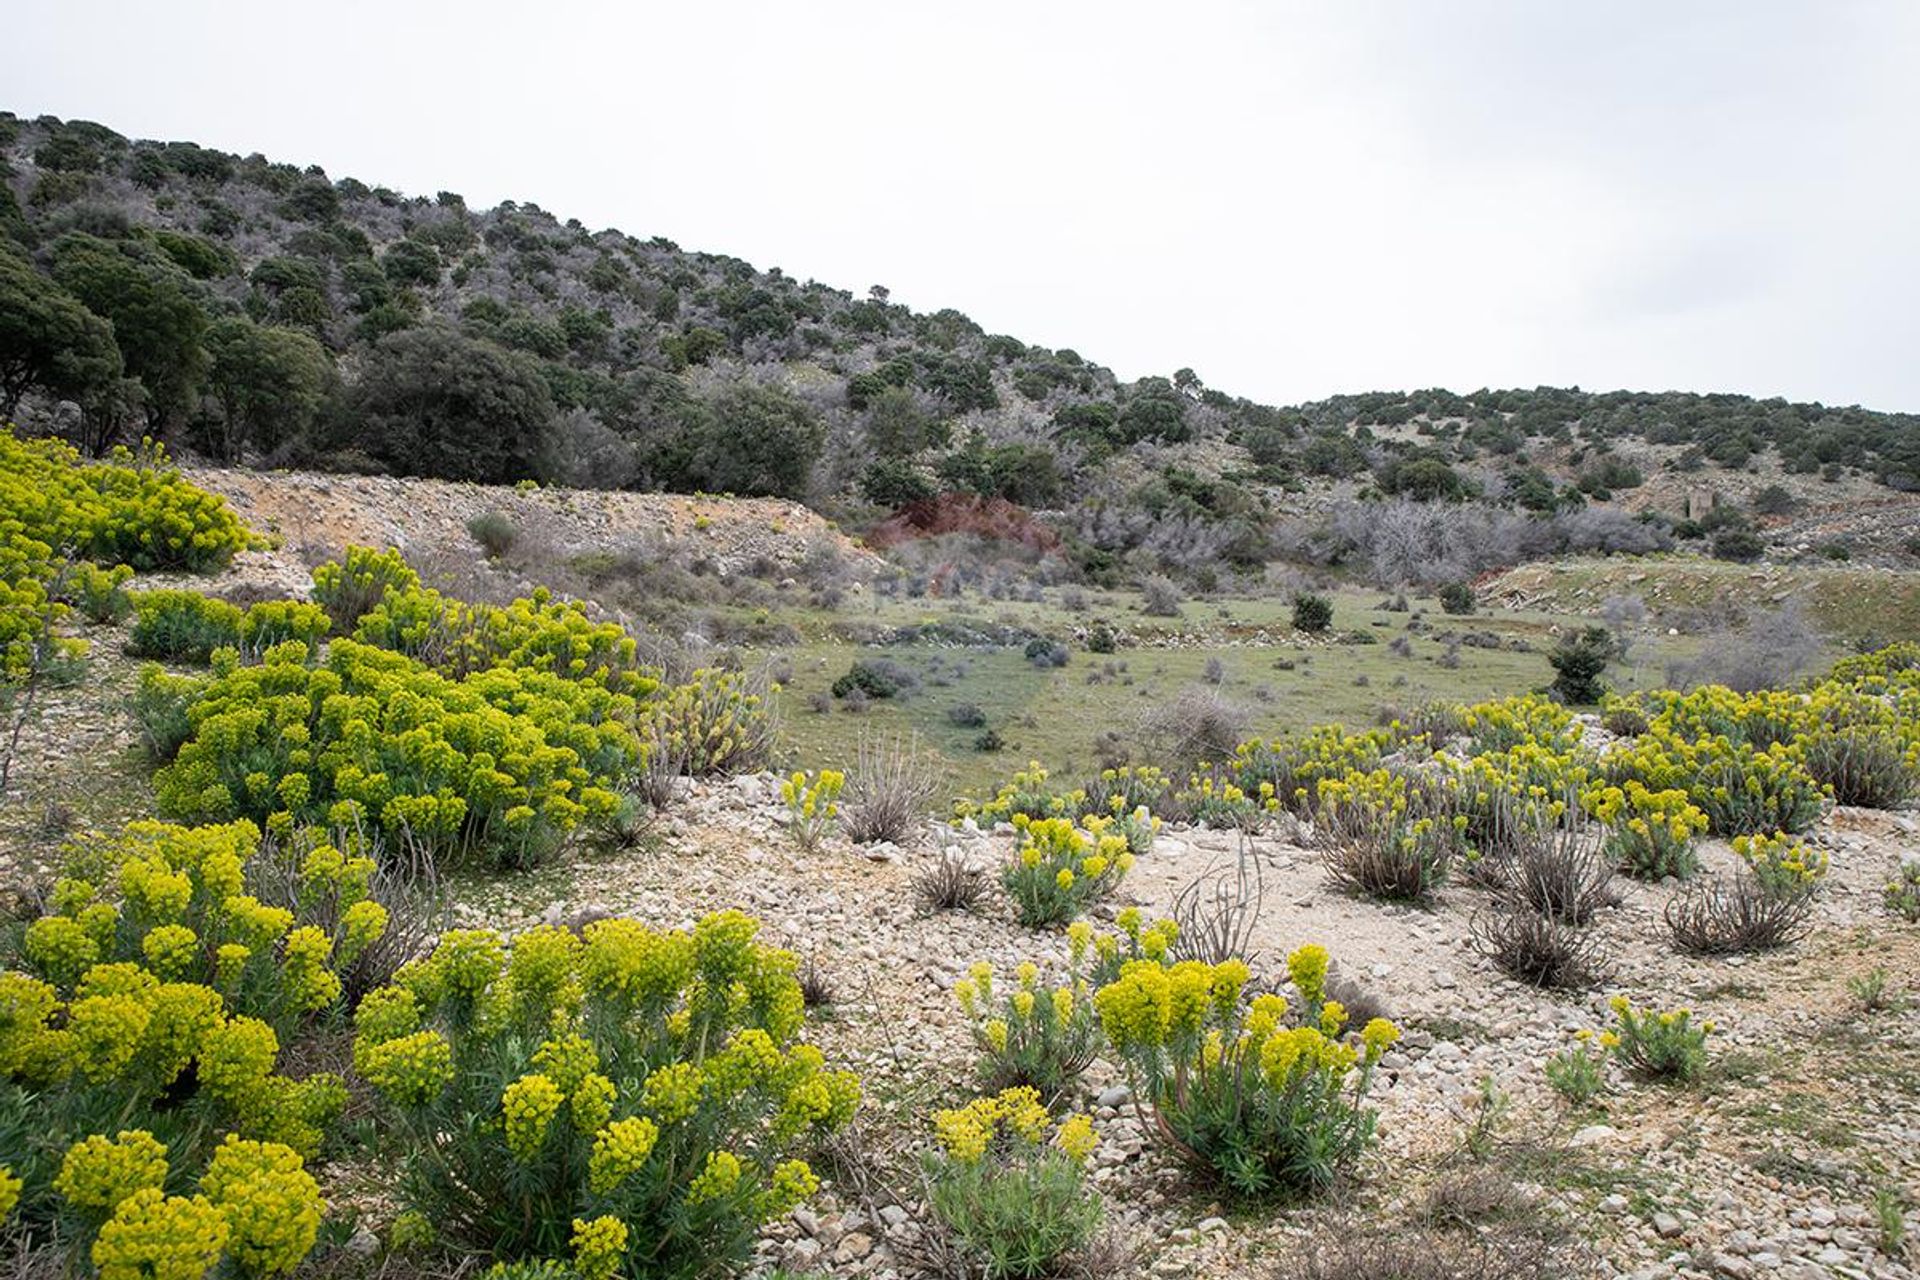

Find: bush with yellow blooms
<box><xmin>1000</xmin><ymin>813</ymin><xmax>1138</xmax><ymax>926</ymax></box>
<box><xmin>923</xmin><ymin>1088</ymin><xmax>1102</xmax><ymax>1278</ymax></box>
<box><xmin>351</xmin><ymin>910</ymin><xmax>856</xmax><ymax>1280</ymax></box>
<box><xmin>1094</xmin><ymin>942</ymin><xmax>1397</xmax><ymax>1198</ymax></box>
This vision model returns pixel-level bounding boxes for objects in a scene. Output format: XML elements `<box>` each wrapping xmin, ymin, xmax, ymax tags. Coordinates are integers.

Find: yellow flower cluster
<box><xmin>1732</xmin><ymin>831</ymin><xmax>1829</xmax><ymax>896</ymax></box>
<box><xmin>931</xmin><ymin>1087</ymin><xmax>1091</xmax><ymax>1165</ymax></box>
<box><xmin>198</xmin><ymin>1136</ymin><xmax>326</xmax><ymax>1277</ymax></box>
<box><xmin>638</xmin><ymin>667</ymin><xmax>770</xmax><ymax>776</ymax></box>
<box><xmin>1584</xmin><ymin>779</ymin><xmax>1709</xmax><ymax>879</ymax></box>
<box><xmin>781</xmin><ymin>769</ymin><xmax>844</xmax><ymax>851</ymax></box>
<box><xmin>571</xmin><ymin>1214</ymin><xmax>629</xmax><ymax>1280</ymax></box>
<box><xmin>1002</xmin><ymin>814</ymin><xmax>1137</xmax><ymax>926</ymax></box>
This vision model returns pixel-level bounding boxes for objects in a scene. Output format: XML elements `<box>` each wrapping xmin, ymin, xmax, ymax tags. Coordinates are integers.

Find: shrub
<box><xmin>1023</xmin><ymin>637</ymin><xmax>1069</xmax><ymax>668</ymax></box>
<box><xmin>1606</xmin><ymin>730</ymin><xmax>1826</xmax><ymax>836</ymax></box>
<box><xmin>1547</xmin><ymin>627</ymin><xmax>1613</xmax><ymax>704</ymax></box>
<box><xmin>1801</xmin><ymin>727</ymin><xmax>1916</xmax><ymax>808</ymax></box>
<box><xmin>638</xmin><ymin>667</ymin><xmax>773</xmax><ymax>776</ymax></box>
<box><xmin>1711</xmin><ymin>528</ymin><xmax>1765</xmax><ymax>562</ymax></box>
<box><xmin>1438</xmin><ymin>582</ymin><xmax>1476</xmax><ymax>615</ymax></box>
<box><xmin>1096</xmin><ymin>944</ymin><xmax>1398</xmax><ymax>1198</ymax></box>
<box><xmin>1584</xmin><ymin>782</ymin><xmax>1707</xmax><ymax>879</ymax></box>
<box><xmin>1603</xmin><ymin>998</ymin><xmax>1711</xmax><ymax>1083</ymax></box>
<box><xmin>58</xmin><ymin>561</ymin><xmax>135</xmax><ymax>624</ymax></box>
<box><xmin>953</xmin><ymin>960</ymin><xmax>1101</xmax><ymax>1101</ymax></box>
<box><xmin>1732</xmin><ymin>830</ymin><xmax>1828</xmax><ymax>898</ymax></box>
<box><xmin>831</xmin><ymin>658</ymin><xmax>913</xmax><ymax>700</ymax></box>
<box><xmin>239</xmin><ymin>599</ymin><xmax>331</xmax><ymax>653</ymax></box>
<box><xmin>21</xmin><ymin>818</ymin><xmax>385</xmax><ymax>1035</ymax></box>
<box><xmin>126</xmin><ymin>590</ymin><xmax>244</xmax><ymax>662</ymax></box>
<box><xmin>1469</xmin><ymin>905</ymin><xmax>1605</xmax><ymax>990</ymax></box>
<box><xmin>1291</xmin><ymin>592</ymin><xmax>1333</xmax><ymax>634</ymax></box>
<box><xmin>914</xmin><ymin>847</ymin><xmax>986</xmax><ymax>912</ymax></box>
<box><xmin>842</xmin><ymin>732</ymin><xmax>940</xmax><ymax>845</ymax></box>
<box><xmin>468</xmin><ymin>509</ymin><xmax>518</xmax><ymax>559</ymax></box>
<box><xmin>0</xmin><ymin>430</ymin><xmax>255</xmax><ymax>573</ymax></box>
<box><xmin>1665</xmin><ymin>873</ymin><xmax>1815</xmax><ymax>954</ymax></box>
<box><xmin>153</xmin><ymin>639</ymin><xmax>635</xmax><ymax>870</ymax></box>
<box><xmin>1544</xmin><ymin>1037</ymin><xmax>1607</xmax><ymax>1106</ymax></box>
<box><xmin>1496</xmin><ymin>823</ymin><xmax>1614</xmax><ymax>925</ymax></box>
<box><xmin>1085</xmin><ymin>623</ymin><xmax>1117</xmax><ymax>654</ymax></box>
<box><xmin>129</xmin><ymin>663</ymin><xmax>201</xmax><ymax>761</ymax></box>
<box><xmin>1136</xmin><ymin>687</ymin><xmax>1250</xmax><ymax>775</ymax></box>
<box><xmin>0</xmin><ymin>961</ymin><xmax>344</xmax><ymax>1237</ymax></box>
<box><xmin>1001</xmin><ymin>815</ymin><xmax>1135</xmax><ymax>926</ymax></box>
<box><xmin>1599</xmin><ymin>697</ymin><xmax>1649</xmax><ymax>738</ymax></box>
<box><xmin>1886</xmin><ymin>858</ymin><xmax>1920</xmax><ymax>922</ymax></box>
<box><xmin>1140</xmin><ymin>576</ymin><xmax>1183</xmax><ymax>617</ymax></box>
<box><xmin>923</xmin><ymin>1089</ymin><xmax>1101</xmax><ymax>1279</ymax></box>
<box><xmin>780</xmin><ymin>769</ymin><xmax>843</xmax><ymax>852</ymax></box>
<box><xmin>974</xmin><ymin>729</ymin><xmax>1005</xmax><ymax>753</ymax></box>
<box><xmin>947</xmin><ymin>702</ymin><xmax>988</xmax><ymax>729</ymax></box>
<box><xmin>309</xmin><ymin>545</ymin><xmax>419</xmax><ymax>635</ymax></box>
<box><xmin>1314</xmin><ymin>770</ymin><xmax>1461</xmax><ymax>901</ymax></box>
<box><xmin>352</xmin><ymin>913</ymin><xmax>856</xmax><ymax>1280</ymax></box>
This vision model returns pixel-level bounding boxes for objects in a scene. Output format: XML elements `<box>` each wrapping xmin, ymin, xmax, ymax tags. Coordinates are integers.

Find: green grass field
<box><xmin>752</xmin><ymin>585</ymin><xmax>1715</xmax><ymax>800</ymax></box>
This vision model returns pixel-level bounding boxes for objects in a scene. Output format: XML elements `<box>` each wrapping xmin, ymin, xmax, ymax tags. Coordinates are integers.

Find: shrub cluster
<box><xmin>353</xmin><ymin>911</ymin><xmax>856</xmax><ymax>1279</ymax></box>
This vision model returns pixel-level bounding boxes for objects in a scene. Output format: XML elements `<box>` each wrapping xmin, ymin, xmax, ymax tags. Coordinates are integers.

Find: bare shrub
<box><xmin>1139</xmin><ymin>574</ymin><xmax>1184</xmax><ymax>616</ymax></box>
<box><xmin>843</xmin><ymin>732</ymin><xmax>941</xmax><ymax>845</ymax></box>
<box><xmin>1470</xmin><ymin>905</ymin><xmax>1606</xmax><ymax>989</ymax></box>
<box><xmin>1137</xmin><ymin>686</ymin><xmax>1250</xmax><ymax>774</ymax></box>
<box><xmin>913</xmin><ymin>847</ymin><xmax>985</xmax><ymax>912</ymax></box>
<box><xmin>797</xmin><ymin>954</ymin><xmax>836</xmax><ymax>1009</ymax></box>
<box><xmin>1665</xmin><ymin>875</ymin><xmax>1815</xmax><ymax>954</ymax></box>
<box><xmin>1169</xmin><ymin>841</ymin><xmax>1263</xmax><ymax>967</ymax></box>
<box><xmin>1667</xmin><ymin>601</ymin><xmax>1822</xmax><ymax>692</ymax></box>
<box><xmin>1272</xmin><ymin>1219</ymin><xmax>1580</xmax><ymax>1280</ymax></box>
<box><xmin>1497</xmin><ymin>822</ymin><xmax>1615</xmax><ymax>926</ymax></box>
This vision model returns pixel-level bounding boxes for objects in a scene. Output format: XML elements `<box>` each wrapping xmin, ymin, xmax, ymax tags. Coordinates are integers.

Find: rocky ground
<box><xmin>4</xmin><ymin>595</ymin><xmax>1919</xmax><ymax>1280</ymax></box>
<box><xmin>434</xmin><ymin>771</ymin><xmax>1920</xmax><ymax>1280</ymax></box>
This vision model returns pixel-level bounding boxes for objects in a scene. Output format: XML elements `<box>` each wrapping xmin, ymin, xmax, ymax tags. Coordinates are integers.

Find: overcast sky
<box><xmin>12</xmin><ymin>1</ymin><xmax>1919</xmax><ymax>410</ymax></box>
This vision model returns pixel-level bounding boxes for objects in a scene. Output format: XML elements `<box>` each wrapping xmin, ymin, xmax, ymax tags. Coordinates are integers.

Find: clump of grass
<box><xmin>914</xmin><ymin>847</ymin><xmax>986</xmax><ymax>912</ymax></box>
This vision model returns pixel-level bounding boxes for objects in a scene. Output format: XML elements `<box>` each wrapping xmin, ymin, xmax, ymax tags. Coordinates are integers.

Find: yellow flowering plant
<box><xmin>953</xmin><ymin>958</ymin><xmax>1101</xmax><ymax>1101</ymax></box>
<box><xmin>22</xmin><ymin>819</ymin><xmax>398</xmax><ymax>1032</ymax></box>
<box><xmin>922</xmin><ymin>1088</ymin><xmax>1102</xmax><ymax>1279</ymax></box>
<box><xmin>1314</xmin><ymin>768</ymin><xmax>1465</xmax><ymax>901</ymax></box>
<box><xmin>1000</xmin><ymin>814</ymin><xmax>1137</xmax><ymax>926</ymax></box>
<box><xmin>1606</xmin><ymin>997</ymin><xmax>1711</xmax><ymax>1083</ymax></box>
<box><xmin>1093</xmin><ymin>943</ymin><xmax>1398</xmax><ymax>1198</ymax></box>
<box><xmin>780</xmin><ymin>769</ymin><xmax>844</xmax><ymax>852</ymax></box>
<box><xmin>1732</xmin><ymin>831</ymin><xmax>1829</xmax><ymax>899</ymax></box>
<box><xmin>0</xmin><ymin>961</ymin><xmax>342</xmax><ymax>1242</ymax></box>
<box><xmin>1583</xmin><ymin>780</ymin><xmax>1708</xmax><ymax>880</ymax></box>
<box><xmin>351</xmin><ymin>911</ymin><xmax>856</xmax><ymax>1280</ymax></box>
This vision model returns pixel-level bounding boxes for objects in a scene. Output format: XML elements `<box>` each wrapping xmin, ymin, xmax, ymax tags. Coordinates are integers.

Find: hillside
<box><xmin>6</xmin><ymin>109</ymin><xmax>1920</xmax><ymax>593</ymax></box>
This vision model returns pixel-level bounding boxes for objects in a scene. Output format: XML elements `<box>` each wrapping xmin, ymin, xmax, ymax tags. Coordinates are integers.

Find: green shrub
<box><xmin>129</xmin><ymin>662</ymin><xmax>202</xmax><ymax>762</ymax></box>
<box><xmin>152</xmin><ymin>639</ymin><xmax>635</xmax><ymax>870</ymax></box>
<box><xmin>21</xmin><ymin>819</ymin><xmax>385</xmax><ymax>1037</ymax></box>
<box><xmin>309</xmin><ymin>544</ymin><xmax>419</xmax><ymax>635</ymax></box>
<box><xmin>1887</xmin><ymin>858</ymin><xmax>1920</xmax><ymax>922</ymax></box>
<box><xmin>1291</xmin><ymin>592</ymin><xmax>1333</xmax><ymax>634</ymax></box>
<box><xmin>638</xmin><ymin>667</ymin><xmax>772</xmax><ymax>776</ymax></box>
<box><xmin>831</xmin><ymin>658</ymin><xmax>911</xmax><ymax>700</ymax></box>
<box><xmin>923</xmin><ymin>1089</ymin><xmax>1101</xmax><ymax>1278</ymax></box>
<box><xmin>1604</xmin><ymin>997</ymin><xmax>1711</xmax><ymax>1083</ymax></box>
<box><xmin>126</xmin><ymin>590</ymin><xmax>244</xmax><ymax>662</ymax></box>
<box><xmin>953</xmin><ymin>959</ymin><xmax>1101</xmax><ymax>1101</ymax></box>
<box><xmin>240</xmin><ymin>599</ymin><xmax>332</xmax><ymax>652</ymax></box>
<box><xmin>58</xmin><ymin>561</ymin><xmax>135</xmax><ymax>624</ymax></box>
<box><xmin>0</xmin><ymin>430</ymin><xmax>255</xmax><ymax>573</ymax></box>
<box><xmin>1544</xmin><ymin>1038</ymin><xmax>1606</xmax><ymax>1106</ymax></box>
<box><xmin>467</xmin><ymin>509</ymin><xmax>518</xmax><ymax>558</ymax></box>
<box><xmin>1548</xmin><ymin>627</ymin><xmax>1613</xmax><ymax>704</ymax></box>
<box><xmin>1095</xmin><ymin>943</ymin><xmax>1397</xmax><ymax>1198</ymax></box>
<box><xmin>352</xmin><ymin>912</ymin><xmax>856</xmax><ymax>1280</ymax></box>
<box><xmin>1001</xmin><ymin>816</ymin><xmax>1135</xmax><ymax>926</ymax></box>
<box><xmin>1437</xmin><ymin>582</ymin><xmax>1476</xmax><ymax>615</ymax></box>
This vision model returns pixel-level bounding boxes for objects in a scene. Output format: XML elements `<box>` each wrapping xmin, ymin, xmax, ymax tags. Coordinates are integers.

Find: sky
<box><xmin>11</xmin><ymin>0</ymin><xmax>1920</xmax><ymax>411</ymax></box>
